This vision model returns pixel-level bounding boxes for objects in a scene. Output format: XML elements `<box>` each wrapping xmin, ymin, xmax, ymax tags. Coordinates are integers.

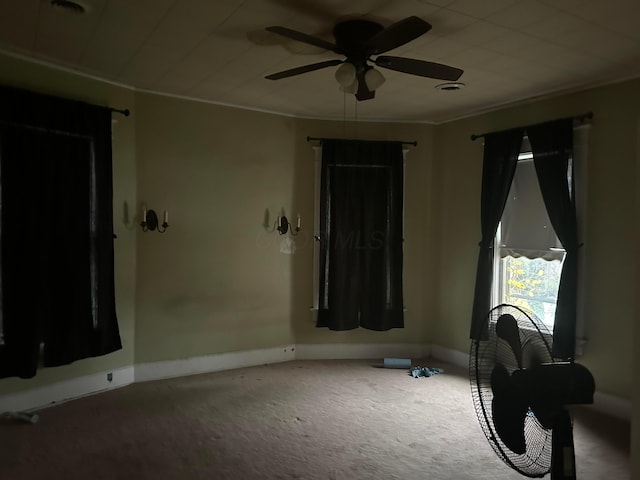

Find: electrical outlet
<box><xmin>107</xmin><ymin>372</ymin><xmax>113</xmax><ymax>383</ymax></box>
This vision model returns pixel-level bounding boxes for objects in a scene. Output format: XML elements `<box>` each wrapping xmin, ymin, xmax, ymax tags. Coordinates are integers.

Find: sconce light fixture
<box><xmin>277</xmin><ymin>214</ymin><xmax>300</xmax><ymax>236</ymax></box>
<box><xmin>140</xmin><ymin>207</ymin><xmax>169</xmax><ymax>233</ymax></box>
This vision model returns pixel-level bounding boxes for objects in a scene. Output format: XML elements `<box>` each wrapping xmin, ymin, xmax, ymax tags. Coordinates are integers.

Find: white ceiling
<box><xmin>2</xmin><ymin>0</ymin><xmax>640</xmax><ymax>123</ymax></box>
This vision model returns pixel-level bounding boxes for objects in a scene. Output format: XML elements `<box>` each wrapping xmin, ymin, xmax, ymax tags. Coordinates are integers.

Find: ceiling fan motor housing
<box><xmin>333</xmin><ymin>19</ymin><xmax>384</xmax><ymax>57</ymax></box>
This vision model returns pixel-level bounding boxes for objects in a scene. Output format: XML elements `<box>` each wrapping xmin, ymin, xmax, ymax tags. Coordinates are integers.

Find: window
<box><xmin>0</xmin><ymin>86</ymin><xmax>122</xmax><ymax>379</ymax></box>
<box><xmin>312</xmin><ymin>144</ymin><xmax>408</xmax><ymax>312</ymax></box>
<box><xmin>492</xmin><ymin>127</ymin><xmax>588</xmax><ymax>344</ymax></box>
<box><xmin>311</xmin><ymin>140</ymin><xmax>407</xmax><ymax>331</ymax></box>
<box><xmin>493</xmin><ymin>145</ymin><xmax>565</xmax><ymax>329</ymax></box>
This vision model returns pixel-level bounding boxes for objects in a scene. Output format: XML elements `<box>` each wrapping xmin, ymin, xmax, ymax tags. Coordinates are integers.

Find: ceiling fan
<box><xmin>264</xmin><ymin>16</ymin><xmax>463</xmax><ymax>101</ymax></box>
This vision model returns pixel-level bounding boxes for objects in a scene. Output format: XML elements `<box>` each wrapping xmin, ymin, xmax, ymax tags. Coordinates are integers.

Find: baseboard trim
<box><xmin>593</xmin><ymin>391</ymin><xmax>632</xmax><ymax>421</ymax></box>
<box><xmin>294</xmin><ymin>343</ymin><xmax>431</xmax><ymax>360</ymax></box>
<box><xmin>0</xmin><ymin>365</ymin><xmax>134</xmax><ymax>413</ymax></box>
<box><xmin>2</xmin><ymin>343</ymin><xmax>630</xmax><ymax>422</ymax></box>
<box><xmin>430</xmin><ymin>345</ymin><xmax>632</xmax><ymax>421</ymax></box>
<box><xmin>430</xmin><ymin>344</ymin><xmax>470</xmax><ymax>369</ymax></box>
<box><xmin>134</xmin><ymin>345</ymin><xmax>297</xmax><ymax>383</ymax></box>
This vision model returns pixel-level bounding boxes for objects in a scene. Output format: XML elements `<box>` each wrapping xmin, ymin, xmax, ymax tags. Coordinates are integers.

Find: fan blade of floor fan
<box><xmin>551</xmin><ymin>410</ymin><xmax>576</xmax><ymax>480</ymax></box>
<box><xmin>490</xmin><ymin>364</ymin><xmax>528</xmax><ymax>455</ymax></box>
<box><xmin>495</xmin><ymin>314</ymin><xmax>523</xmax><ymax>369</ymax></box>
<box><xmin>265</xmin><ymin>59</ymin><xmax>343</xmax><ymax>80</ymax></box>
<box><xmin>375</xmin><ymin>56</ymin><xmax>463</xmax><ymax>81</ymax></box>
<box><xmin>522</xmin><ymin>342</ymin><xmax>546</xmax><ymax>369</ymax></box>
<box><xmin>491</xmin><ymin>396</ymin><xmax>528</xmax><ymax>455</ymax></box>
<box><xmin>266</xmin><ymin>26</ymin><xmax>341</xmax><ymax>53</ymax></box>
<box><xmin>366</xmin><ymin>16</ymin><xmax>432</xmax><ymax>55</ymax></box>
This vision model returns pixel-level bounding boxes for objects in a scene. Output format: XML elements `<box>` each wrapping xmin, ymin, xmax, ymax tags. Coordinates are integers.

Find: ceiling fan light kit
<box><xmin>334</xmin><ymin>62</ymin><xmax>356</xmax><ymax>87</ymax></box>
<box><xmin>364</xmin><ymin>67</ymin><xmax>385</xmax><ymax>91</ymax></box>
<box><xmin>265</xmin><ymin>16</ymin><xmax>463</xmax><ymax>101</ymax></box>
<box><xmin>339</xmin><ymin>79</ymin><xmax>358</xmax><ymax>95</ymax></box>
<box><xmin>335</xmin><ymin>62</ymin><xmax>385</xmax><ymax>94</ymax></box>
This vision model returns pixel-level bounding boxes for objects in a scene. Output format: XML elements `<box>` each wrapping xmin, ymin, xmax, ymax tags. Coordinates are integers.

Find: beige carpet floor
<box><xmin>0</xmin><ymin>359</ymin><xmax>630</xmax><ymax>480</ymax></box>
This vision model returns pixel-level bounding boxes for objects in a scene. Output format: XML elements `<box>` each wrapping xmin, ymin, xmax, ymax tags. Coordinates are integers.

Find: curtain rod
<box><xmin>470</xmin><ymin>111</ymin><xmax>593</xmax><ymax>141</ymax></box>
<box><xmin>109</xmin><ymin>107</ymin><xmax>130</xmax><ymax>116</ymax></box>
<box><xmin>2</xmin><ymin>85</ymin><xmax>131</xmax><ymax>117</ymax></box>
<box><xmin>306</xmin><ymin>136</ymin><xmax>417</xmax><ymax>146</ymax></box>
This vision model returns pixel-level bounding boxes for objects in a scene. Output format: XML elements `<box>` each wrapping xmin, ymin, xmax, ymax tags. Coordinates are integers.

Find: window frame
<box><xmin>490</xmin><ymin>126</ymin><xmax>589</xmax><ymax>354</ymax></box>
<box><xmin>311</xmin><ymin>145</ymin><xmax>408</xmax><ymax>316</ymax></box>
<box><xmin>492</xmin><ymin>149</ymin><xmax>566</xmax><ymax>331</ymax></box>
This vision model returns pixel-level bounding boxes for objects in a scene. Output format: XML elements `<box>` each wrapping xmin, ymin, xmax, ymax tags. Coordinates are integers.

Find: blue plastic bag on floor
<box><xmin>409</xmin><ymin>366</ymin><xmax>444</xmax><ymax>378</ymax></box>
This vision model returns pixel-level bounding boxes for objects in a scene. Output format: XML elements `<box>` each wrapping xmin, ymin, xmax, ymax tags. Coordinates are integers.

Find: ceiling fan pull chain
<box><xmin>343</xmin><ymin>90</ymin><xmax>347</xmax><ymax>133</ymax></box>
<box><xmin>355</xmin><ymin>99</ymin><xmax>358</xmax><ymax>137</ymax></box>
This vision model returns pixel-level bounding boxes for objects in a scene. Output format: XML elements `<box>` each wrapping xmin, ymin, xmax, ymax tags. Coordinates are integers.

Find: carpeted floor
<box><xmin>0</xmin><ymin>359</ymin><xmax>630</xmax><ymax>480</ymax></box>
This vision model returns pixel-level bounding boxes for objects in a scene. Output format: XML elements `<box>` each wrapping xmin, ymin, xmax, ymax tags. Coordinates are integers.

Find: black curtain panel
<box><xmin>528</xmin><ymin>119</ymin><xmax>577</xmax><ymax>359</ymax></box>
<box><xmin>317</xmin><ymin>139</ymin><xmax>404</xmax><ymax>331</ymax></box>
<box><xmin>469</xmin><ymin>128</ymin><xmax>524</xmax><ymax>340</ymax></box>
<box><xmin>0</xmin><ymin>86</ymin><xmax>121</xmax><ymax>379</ymax></box>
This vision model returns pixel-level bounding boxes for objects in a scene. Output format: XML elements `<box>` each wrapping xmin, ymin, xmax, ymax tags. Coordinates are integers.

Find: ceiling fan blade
<box><xmin>495</xmin><ymin>314</ymin><xmax>523</xmax><ymax>369</ymax></box>
<box><xmin>265</xmin><ymin>59</ymin><xmax>343</xmax><ymax>80</ymax></box>
<box><xmin>366</xmin><ymin>16</ymin><xmax>432</xmax><ymax>55</ymax></box>
<box><xmin>551</xmin><ymin>410</ymin><xmax>577</xmax><ymax>480</ymax></box>
<box><xmin>266</xmin><ymin>26</ymin><xmax>341</xmax><ymax>53</ymax></box>
<box><xmin>375</xmin><ymin>56</ymin><xmax>463</xmax><ymax>81</ymax></box>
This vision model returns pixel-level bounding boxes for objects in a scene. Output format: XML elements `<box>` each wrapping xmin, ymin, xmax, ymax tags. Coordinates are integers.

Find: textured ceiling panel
<box><xmin>0</xmin><ymin>0</ymin><xmax>638</xmax><ymax>122</ymax></box>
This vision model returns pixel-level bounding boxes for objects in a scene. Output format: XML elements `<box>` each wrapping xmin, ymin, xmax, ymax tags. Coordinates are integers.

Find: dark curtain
<box><xmin>317</xmin><ymin>139</ymin><xmax>404</xmax><ymax>331</ymax></box>
<box><xmin>528</xmin><ymin>119</ymin><xmax>576</xmax><ymax>359</ymax></box>
<box><xmin>469</xmin><ymin>128</ymin><xmax>524</xmax><ymax>339</ymax></box>
<box><xmin>0</xmin><ymin>86</ymin><xmax>121</xmax><ymax>379</ymax></box>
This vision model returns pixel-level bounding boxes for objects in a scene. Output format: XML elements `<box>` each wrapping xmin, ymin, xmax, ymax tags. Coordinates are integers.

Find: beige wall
<box><xmin>0</xmin><ymin>53</ymin><xmax>137</xmax><ymax>394</ymax></box>
<box><xmin>433</xmin><ymin>78</ymin><xmax>640</xmax><ymax>400</ymax></box>
<box><xmin>134</xmin><ymin>94</ymin><xmax>299</xmax><ymax>362</ymax></box>
<box><xmin>0</xmin><ymin>51</ymin><xmax>637</xmax><ymax>412</ymax></box>
<box><xmin>133</xmin><ymin>97</ymin><xmax>436</xmax><ymax>362</ymax></box>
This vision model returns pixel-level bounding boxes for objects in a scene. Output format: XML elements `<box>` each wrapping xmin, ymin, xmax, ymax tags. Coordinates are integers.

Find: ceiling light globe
<box><xmin>339</xmin><ymin>79</ymin><xmax>359</xmax><ymax>94</ymax></box>
<box><xmin>334</xmin><ymin>62</ymin><xmax>356</xmax><ymax>87</ymax></box>
<box><xmin>364</xmin><ymin>68</ymin><xmax>385</xmax><ymax>91</ymax></box>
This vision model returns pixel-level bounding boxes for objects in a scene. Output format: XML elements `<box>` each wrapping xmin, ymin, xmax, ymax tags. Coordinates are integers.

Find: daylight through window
<box><xmin>493</xmin><ymin>145</ymin><xmax>565</xmax><ymax>329</ymax></box>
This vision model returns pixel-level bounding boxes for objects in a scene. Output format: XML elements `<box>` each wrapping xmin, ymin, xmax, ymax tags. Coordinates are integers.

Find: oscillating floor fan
<box><xmin>469</xmin><ymin>304</ymin><xmax>595</xmax><ymax>479</ymax></box>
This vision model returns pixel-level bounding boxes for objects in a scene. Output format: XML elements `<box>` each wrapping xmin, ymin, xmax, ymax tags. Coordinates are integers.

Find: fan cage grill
<box><xmin>470</xmin><ymin>304</ymin><xmax>554</xmax><ymax>477</ymax></box>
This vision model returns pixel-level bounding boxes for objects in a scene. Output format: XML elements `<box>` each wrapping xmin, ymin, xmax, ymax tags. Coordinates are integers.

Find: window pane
<box><xmin>500</xmin><ymin>254</ymin><xmax>565</xmax><ymax>329</ymax></box>
<box><xmin>501</xmin><ymin>160</ymin><xmax>562</xmax><ymax>254</ymax></box>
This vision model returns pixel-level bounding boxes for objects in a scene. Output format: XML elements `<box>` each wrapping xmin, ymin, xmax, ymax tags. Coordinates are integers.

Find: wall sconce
<box><xmin>277</xmin><ymin>214</ymin><xmax>300</xmax><ymax>236</ymax></box>
<box><xmin>140</xmin><ymin>207</ymin><xmax>169</xmax><ymax>233</ymax></box>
